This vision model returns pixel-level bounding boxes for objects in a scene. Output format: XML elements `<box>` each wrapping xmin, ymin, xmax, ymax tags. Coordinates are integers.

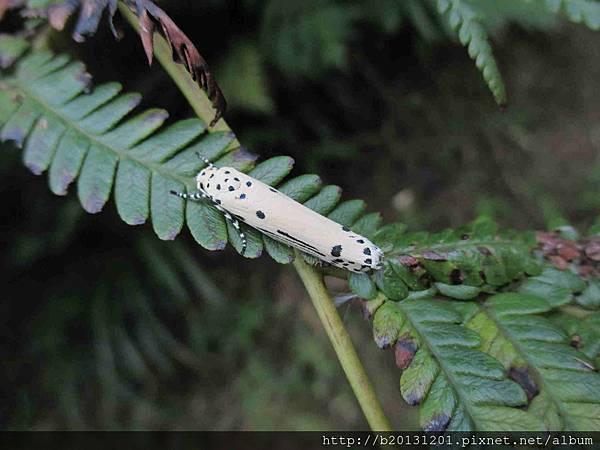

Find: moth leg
<box><xmin>220</xmin><ymin>210</ymin><xmax>247</xmax><ymax>256</ymax></box>
<box><xmin>169</xmin><ymin>190</ymin><xmax>208</xmax><ymax>201</ymax></box>
<box><xmin>170</xmin><ymin>189</ymin><xmax>247</xmax><ymax>255</ymax></box>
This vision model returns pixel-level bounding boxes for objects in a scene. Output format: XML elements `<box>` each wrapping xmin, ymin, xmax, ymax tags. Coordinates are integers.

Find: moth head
<box><xmin>196</xmin><ymin>166</ymin><xmax>218</xmax><ymax>190</ymax></box>
<box><xmin>371</xmin><ymin>246</ymin><xmax>385</xmax><ymax>270</ymax></box>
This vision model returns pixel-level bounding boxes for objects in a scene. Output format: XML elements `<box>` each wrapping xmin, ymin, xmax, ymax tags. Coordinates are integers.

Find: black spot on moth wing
<box><xmin>364</xmin><ymin>258</ymin><xmax>372</xmax><ymax>265</ymax></box>
<box><xmin>342</xmin><ymin>226</ymin><xmax>350</xmax><ymax>232</ymax></box>
<box><xmin>363</xmin><ymin>248</ymin><xmax>371</xmax><ymax>256</ymax></box>
<box><xmin>331</xmin><ymin>245</ymin><xmax>342</xmax><ymax>257</ymax></box>
<box><xmin>256</xmin><ymin>210</ymin><xmax>265</xmax><ymax>219</ymax></box>
<box><xmin>239</xmin><ymin>193</ymin><xmax>246</xmax><ymax>199</ymax></box>
<box><xmin>228</xmin><ymin>186</ymin><xmax>235</xmax><ymax>191</ymax></box>
<box><xmin>246</xmin><ymin>181</ymin><xmax>252</xmax><ymax>187</ymax></box>
<box><xmin>357</xmin><ymin>239</ymin><xmax>364</xmax><ymax>244</ymax></box>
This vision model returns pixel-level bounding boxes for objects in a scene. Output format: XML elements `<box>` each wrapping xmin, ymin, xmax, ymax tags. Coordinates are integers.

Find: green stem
<box><xmin>119</xmin><ymin>1</ymin><xmax>391</xmax><ymax>431</ymax></box>
<box><xmin>293</xmin><ymin>255</ymin><xmax>392</xmax><ymax>431</ymax></box>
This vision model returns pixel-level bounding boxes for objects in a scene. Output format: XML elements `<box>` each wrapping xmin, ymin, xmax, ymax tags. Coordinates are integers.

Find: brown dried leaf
<box><xmin>138</xmin><ymin>7</ymin><xmax>154</xmax><ymax>65</ymax></box>
<box><xmin>557</xmin><ymin>242</ymin><xmax>581</xmax><ymax>261</ymax></box>
<box><xmin>421</xmin><ymin>251</ymin><xmax>447</xmax><ymax>261</ymax></box>
<box><xmin>396</xmin><ymin>255</ymin><xmax>419</xmax><ymax>267</ymax></box>
<box><xmin>23</xmin><ymin>0</ymin><xmax>226</xmax><ymax>126</ymax></box>
<box><xmin>548</xmin><ymin>255</ymin><xmax>568</xmax><ymax>270</ymax></box>
<box><xmin>585</xmin><ymin>238</ymin><xmax>600</xmax><ymax>262</ymax></box>
<box><xmin>0</xmin><ymin>0</ymin><xmax>24</xmax><ymax>22</ymax></box>
<box><xmin>138</xmin><ymin>0</ymin><xmax>225</xmax><ymax>126</ymax></box>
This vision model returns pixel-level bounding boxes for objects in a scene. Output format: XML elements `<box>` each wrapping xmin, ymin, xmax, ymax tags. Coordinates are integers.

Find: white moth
<box><xmin>172</xmin><ymin>155</ymin><xmax>384</xmax><ymax>273</ymax></box>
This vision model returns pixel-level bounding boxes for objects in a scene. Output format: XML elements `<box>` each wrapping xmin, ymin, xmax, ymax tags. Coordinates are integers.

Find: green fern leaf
<box><xmin>519</xmin><ymin>266</ymin><xmax>587</xmax><ymax>307</ymax></box>
<box><xmin>372</xmin><ymin>298</ymin><xmax>544</xmax><ymax>431</ymax></box>
<box><xmin>436</xmin><ymin>0</ymin><xmax>507</xmax><ymax>106</ymax></box>
<box><xmin>0</xmin><ymin>34</ymin><xmax>30</xmax><ymax>69</ymax></box>
<box><xmin>575</xmin><ymin>279</ymin><xmax>600</xmax><ymax>309</ymax></box>
<box><xmin>551</xmin><ymin>310</ymin><xmax>600</xmax><ymax>368</ymax></box>
<box><xmin>464</xmin><ymin>293</ymin><xmax>600</xmax><ymax>430</ymax></box>
<box><xmin>541</xmin><ymin>0</ymin><xmax>600</xmax><ymax>30</ymax></box>
<box><xmin>0</xmin><ymin>50</ymin><xmax>370</xmax><ymax>263</ymax></box>
<box><xmin>352</xmin><ymin>216</ymin><xmax>541</xmax><ymax>301</ymax></box>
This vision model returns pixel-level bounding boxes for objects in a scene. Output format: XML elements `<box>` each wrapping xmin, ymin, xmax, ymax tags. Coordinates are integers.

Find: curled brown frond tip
<box><xmin>23</xmin><ymin>0</ymin><xmax>226</xmax><ymax>127</ymax></box>
<box><xmin>139</xmin><ymin>1</ymin><xmax>226</xmax><ymax>127</ymax></box>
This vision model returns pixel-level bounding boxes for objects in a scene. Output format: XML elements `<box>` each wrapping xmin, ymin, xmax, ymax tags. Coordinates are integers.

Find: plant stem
<box><xmin>293</xmin><ymin>255</ymin><xmax>392</xmax><ymax>431</ymax></box>
<box><xmin>119</xmin><ymin>1</ymin><xmax>392</xmax><ymax>431</ymax></box>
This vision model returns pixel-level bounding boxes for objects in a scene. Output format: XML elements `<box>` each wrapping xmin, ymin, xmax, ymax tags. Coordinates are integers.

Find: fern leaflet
<box><xmin>0</xmin><ymin>48</ymin><xmax>375</xmax><ymax>264</ymax></box>
<box><xmin>371</xmin><ymin>298</ymin><xmax>544</xmax><ymax>431</ymax></box>
<box><xmin>463</xmin><ymin>293</ymin><xmax>600</xmax><ymax>430</ymax></box>
<box><xmin>436</xmin><ymin>0</ymin><xmax>507</xmax><ymax>106</ymax></box>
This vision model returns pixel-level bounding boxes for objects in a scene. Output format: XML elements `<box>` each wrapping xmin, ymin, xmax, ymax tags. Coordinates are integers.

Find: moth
<box><xmin>171</xmin><ymin>155</ymin><xmax>384</xmax><ymax>273</ymax></box>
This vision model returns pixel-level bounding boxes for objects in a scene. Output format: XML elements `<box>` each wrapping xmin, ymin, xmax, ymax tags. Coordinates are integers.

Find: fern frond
<box><xmin>0</xmin><ymin>49</ymin><xmax>375</xmax><ymax>263</ymax></box>
<box><xmin>464</xmin><ymin>293</ymin><xmax>600</xmax><ymax>430</ymax></box>
<box><xmin>350</xmin><ymin>216</ymin><xmax>542</xmax><ymax>302</ymax></box>
<box><xmin>436</xmin><ymin>0</ymin><xmax>507</xmax><ymax>106</ymax></box>
<box><xmin>260</xmin><ymin>0</ymin><xmax>360</xmax><ymax>78</ymax></box>
<box><xmin>540</xmin><ymin>0</ymin><xmax>600</xmax><ymax>30</ymax></box>
<box><xmin>371</xmin><ymin>297</ymin><xmax>544</xmax><ymax>431</ymax></box>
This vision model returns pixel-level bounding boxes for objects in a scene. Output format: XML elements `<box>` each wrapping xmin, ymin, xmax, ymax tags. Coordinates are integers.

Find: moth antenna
<box><xmin>170</xmin><ymin>190</ymin><xmax>206</xmax><ymax>201</ymax></box>
<box><xmin>195</xmin><ymin>151</ymin><xmax>214</xmax><ymax>167</ymax></box>
<box><xmin>170</xmin><ymin>190</ymin><xmax>188</xmax><ymax>199</ymax></box>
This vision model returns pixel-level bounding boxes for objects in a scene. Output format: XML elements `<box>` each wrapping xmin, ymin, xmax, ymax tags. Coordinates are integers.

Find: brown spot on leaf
<box><xmin>477</xmin><ymin>246</ymin><xmax>492</xmax><ymax>256</ymax></box>
<box><xmin>422</xmin><ymin>251</ymin><xmax>446</xmax><ymax>261</ymax></box>
<box><xmin>570</xmin><ymin>334</ymin><xmax>582</xmax><ymax>349</ymax></box>
<box><xmin>423</xmin><ymin>414</ymin><xmax>450</xmax><ymax>432</ymax></box>
<box><xmin>397</xmin><ymin>254</ymin><xmax>419</xmax><ymax>266</ymax></box>
<box><xmin>509</xmin><ymin>366</ymin><xmax>538</xmax><ymax>402</ymax></box>
<box><xmin>450</xmin><ymin>268</ymin><xmax>464</xmax><ymax>285</ymax></box>
<box><xmin>394</xmin><ymin>335</ymin><xmax>417</xmax><ymax>370</ymax></box>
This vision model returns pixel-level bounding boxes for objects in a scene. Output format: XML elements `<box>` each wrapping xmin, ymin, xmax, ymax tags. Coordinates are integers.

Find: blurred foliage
<box><xmin>0</xmin><ymin>0</ymin><xmax>599</xmax><ymax>431</ymax></box>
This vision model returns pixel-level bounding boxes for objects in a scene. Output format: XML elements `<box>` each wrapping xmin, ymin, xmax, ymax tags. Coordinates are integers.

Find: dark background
<box><xmin>1</xmin><ymin>0</ymin><xmax>599</xmax><ymax>430</ymax></box>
